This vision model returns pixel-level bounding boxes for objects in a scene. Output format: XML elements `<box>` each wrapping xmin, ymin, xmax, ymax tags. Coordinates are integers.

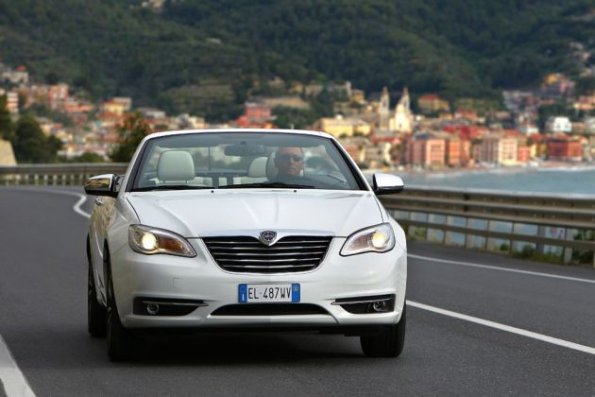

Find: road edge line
<box><xmin>407</xmin><ymin>300</ymin><xmax>595</xmax><ymax>356</ymax></box>
<box><xmin>408</xmin><ymin>253</ymin><xmax>595</xmax><ymax>284</ymax></box>
<box><xmin>1</xmin><ymin>186</ymin><xmax>91</xmax><ymax>219</ymax></box>
<box><xmin>0</xmin><ymin>334</ymin><xmax>36</xmax><ymax>397</ymax></box>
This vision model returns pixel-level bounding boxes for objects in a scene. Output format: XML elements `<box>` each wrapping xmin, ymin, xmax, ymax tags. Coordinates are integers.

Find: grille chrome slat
<box><xmin>217</xmin><ymin>257</ymin><xmax>320</xmax><ymax>263</ymax></box>
<box><xmin>214</xmin><ymin>251</ymin><xmax>326</xmax><ymax>257</ymax></box>
<box><xmin>203</xmin><ymin>241</ymin><xmax>263</xmax><ymax>245</ymax></box>
<box><xmin>207</xmin><ymin>245</ymin><xmax>328</xmax><ymax>251</ymax></box>
<box><xmin>203</xmin><ymin>235</ymin><xmax>332</xmax><ymax>274</ymax></box>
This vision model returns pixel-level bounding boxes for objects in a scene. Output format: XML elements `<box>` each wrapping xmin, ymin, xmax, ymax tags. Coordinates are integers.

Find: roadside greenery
<box><xmin>109</xmin><ymin>113</ymin><xmax>153</xmax><ymax>162</ymax></box>
<box><xmin>59</xmin><ymin>152</ymin><xmax>105</xmax><ymax>163</ymax></box>
<box><xmin>0</xmin><ymin>97</ymin><xmax>63</xmax><ymax>163</ymax></box>
<box><xmin>12</xmin><ymin>115</ymin><xmax>62</xmax><ymax>163</ymax></box>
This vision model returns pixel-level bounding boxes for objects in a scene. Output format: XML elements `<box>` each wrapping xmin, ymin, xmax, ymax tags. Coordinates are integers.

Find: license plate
<box><xmin>238</xmin><ymin>283</ymin><xmax>300</xmax><ymax>303</ymax></box>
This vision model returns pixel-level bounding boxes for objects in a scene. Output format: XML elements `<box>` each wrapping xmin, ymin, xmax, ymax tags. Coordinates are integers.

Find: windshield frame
<box><xmin>125</xmin><ymin>131</ymin><xmax>370</xmax><ymax>193</ymax></box>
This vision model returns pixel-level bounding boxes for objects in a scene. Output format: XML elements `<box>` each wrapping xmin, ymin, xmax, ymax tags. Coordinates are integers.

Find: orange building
<box><xmin>236</xmin><ymin>102</ymin><xmax>274</xmax><ymax>128</ymax></box>
<box><xmin>445</xmin><ymin>137</ymin><xmax>460</xmax><ymax>167</ymax></box>
<box><xmin>478</xmin><ymin>137</ymin><xmax>518</xmax><ymax>166</ymax></box>
<box><xmin>418</xmin><ymin>94</ymin><xmax>450</xmax><ymax>114</ymax></box>
<box><xmin>407</xmin><ymin>134</ymin><xmax>446</xmax><ymax>168</ymax></box>
<box><xmin>517</xmin><ymin>145</ymin><xmax>531</xmax><ymax>164</ymax></box>
<box><xmin>546</xmin><ymin>137</ymin><xmax>582</xmax><ymax>161</ymax></box>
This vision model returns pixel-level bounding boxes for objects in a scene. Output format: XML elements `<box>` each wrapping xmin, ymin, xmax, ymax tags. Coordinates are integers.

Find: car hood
<box><xmin>126</xmin><ymin>190</ymin><xmax>384</xmax><ymax>238</ymax></box>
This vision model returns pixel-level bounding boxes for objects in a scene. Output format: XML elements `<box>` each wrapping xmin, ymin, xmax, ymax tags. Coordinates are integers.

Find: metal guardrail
<box><xmin>1</xmin><ymin>164</ymin><xmax>593</xmax><ymax>266</ymax></box>
<box><xmin>380</xmin><ymin>187</ymin><xmax>595</xmax><ymax>267</ymax></box>
<box><xmin>0</xmin><ymin>163</ymin><xmax>128</xmax><ymax>186</ymax></box>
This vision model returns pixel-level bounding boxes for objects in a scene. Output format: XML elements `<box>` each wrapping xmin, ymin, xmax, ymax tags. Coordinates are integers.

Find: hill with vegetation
<box><xmin>0</xmin><ymin>0</ymin><xmax>593</xmax><ymax>120</ymax></box>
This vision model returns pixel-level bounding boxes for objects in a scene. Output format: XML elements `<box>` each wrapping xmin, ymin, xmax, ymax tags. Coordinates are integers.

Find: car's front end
<box><xmin>107</xmin><ymin>191</ymin><xmax>407</xmax><ymax>332</ymax></box>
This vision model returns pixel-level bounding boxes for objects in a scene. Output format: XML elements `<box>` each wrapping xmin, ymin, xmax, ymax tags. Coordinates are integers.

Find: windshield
<box><xmin>129</xmin><ymin>132</ymin><xmax>365</xmax><ymax>191</ymax></box>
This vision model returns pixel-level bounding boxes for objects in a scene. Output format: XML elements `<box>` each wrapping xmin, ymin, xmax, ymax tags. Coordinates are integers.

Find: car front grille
<box><xmin>202</xmin><ymin>235</ymin><xmax>332</xmax><ymax>273</ymax></box>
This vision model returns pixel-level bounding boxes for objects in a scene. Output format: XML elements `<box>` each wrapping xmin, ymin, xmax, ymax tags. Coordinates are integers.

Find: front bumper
<box><xmin>109</xmin><ymin>238</ymin><xmax>407</xmax><ymax>329</ymax></box>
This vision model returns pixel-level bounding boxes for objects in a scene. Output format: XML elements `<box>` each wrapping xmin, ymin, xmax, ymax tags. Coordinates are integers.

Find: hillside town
<box><xmin>1</xmin><ymin>61</ymin><xmax>594</xmax><ymax>170</ymax></box>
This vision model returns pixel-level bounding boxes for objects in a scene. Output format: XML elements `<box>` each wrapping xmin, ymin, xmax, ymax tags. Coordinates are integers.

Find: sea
<box><xmin>391</xmin><ymin>166</ymin><xmax>595</xmax><ymax>196</ymax></box>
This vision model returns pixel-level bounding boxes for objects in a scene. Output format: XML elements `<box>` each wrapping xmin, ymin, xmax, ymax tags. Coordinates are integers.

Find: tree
<box><xmin>575</xmin><ymin>77</ymin><xmax>595</xmax><ymax>96</ymax></box>
<box><xmin>272</xmin><ymin>107</ymin><xmax>318</xmax><ymax>129</ymax></box>
<box><xmin>109</xmin><ymin>112</ymin><xmax>153</xmax><ymax>162</ymax></box>
<box><xmin>75</xmin><ymin>152</ymin><xmax>105</xmax><ymax>163</ymax></box>
<box><xmin>0</xmin><ymin>95</ymin><xmax>14</xmax><ymax>141</ymax></box>
<box><xmin>12</xmin><ymin>116</ymin><xmax>62</xmax><ymax>163</ymax></box>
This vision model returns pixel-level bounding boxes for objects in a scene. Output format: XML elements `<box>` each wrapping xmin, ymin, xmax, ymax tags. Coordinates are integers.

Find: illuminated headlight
<box><xmin>128</xmin><ymin>225</ymin><xmax>196</xmax><ymax>257</ymax></box>
<box><xmin>340</xmin><ymin>223</ymin><xmax>396</xmax><ymax>256</ymax></box>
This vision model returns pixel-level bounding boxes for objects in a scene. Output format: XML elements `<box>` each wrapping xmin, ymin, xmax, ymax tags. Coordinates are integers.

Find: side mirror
<box><xmin>84</xmin><ymin>174</ymin><xmax>119</xmax><ymax>197</ymax></box>
<box><xmin>372</xmin><ymin>173</ymin><xmax>404</xmax><ymax>195</ymax></box>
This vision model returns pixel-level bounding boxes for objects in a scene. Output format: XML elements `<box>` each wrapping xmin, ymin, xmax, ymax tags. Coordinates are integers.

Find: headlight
<box><xmin>128</xmin><ymin>225</ymin><xmax>196</xmax><ymax>257</ymax></box>
<box><xmin>340</xmin><ymin>223</ymin><xmax>396</xmax><ymax>256</ymax></box>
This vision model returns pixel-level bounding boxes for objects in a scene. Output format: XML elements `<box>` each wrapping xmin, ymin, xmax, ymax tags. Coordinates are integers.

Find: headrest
<box><xmin>247</xmin><ymin>154</ymin><xmax>279</xmax><ymax>180</ymax></box>
<box><xmin>157</xmin><ymin>150</ymin><xmax>195</xmax><ymax>182</ymax></box>
<box><xmin>247</xmin><ymin>157</ymin><xmax>268</xmax><ymax>178</ymax></box>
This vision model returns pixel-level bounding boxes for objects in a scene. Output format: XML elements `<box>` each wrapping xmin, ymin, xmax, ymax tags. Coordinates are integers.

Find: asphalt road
<box><xmin>1</xmin><ymin>186</ymin><xmax>594</xmax><ymax>396</ymax></box>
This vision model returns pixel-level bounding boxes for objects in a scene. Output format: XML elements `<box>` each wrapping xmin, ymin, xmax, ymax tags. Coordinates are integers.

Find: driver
<box><xmin>273</xmin><ymin>146</ymin><xmax>304</xmax><ymax>181</ymax></box>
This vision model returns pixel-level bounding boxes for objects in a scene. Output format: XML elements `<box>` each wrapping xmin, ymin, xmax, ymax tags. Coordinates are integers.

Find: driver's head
<box><xmin>274</xmin><ymin>146</ymin><xmax>304</xmax><ymax>177</ymax></box>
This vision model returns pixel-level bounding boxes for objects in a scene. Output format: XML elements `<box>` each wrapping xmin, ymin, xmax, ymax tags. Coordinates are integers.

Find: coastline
<box><xmin>373</xmin><ymin>161</ymin><xmax>595</xmax><ymax>178</ymax></box>
<box><xmin>363</xmin><ymin>162</ymin><xmax>595</xmax><ymax>196</ymax></box>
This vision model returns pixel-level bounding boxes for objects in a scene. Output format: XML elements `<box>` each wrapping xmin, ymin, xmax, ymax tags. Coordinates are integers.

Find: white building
<box><xmin>1</xmin><ymin>69</ymin><xmax>29</xmax><ymax>85</ymax></box>
<box><xmin>545</xmin><ymin>116</ymin><xmax>572</xmax><ymax>133</ymax></box>
<box><xmin>584</xmin><ymin>117</ymin><xmax>595</xmax><ymax>134</ymax></box>
<box><xmin>6</xmin><ymin>92</ymin><xmax>18</xmax><ymax>114</ymax></box>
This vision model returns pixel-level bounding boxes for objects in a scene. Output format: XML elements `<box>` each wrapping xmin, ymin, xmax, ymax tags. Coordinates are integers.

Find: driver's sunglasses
<box><xmin>278</xmin><ymin>154</ymin><xmax>304</xmax><ymax>162</ymax></box>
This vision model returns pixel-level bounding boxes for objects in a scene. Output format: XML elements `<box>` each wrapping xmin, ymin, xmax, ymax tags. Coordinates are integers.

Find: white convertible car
<box><xmin>85</xmin><ymin>129</ymin><xmax>407</xmax><ymax>361</ymax></box>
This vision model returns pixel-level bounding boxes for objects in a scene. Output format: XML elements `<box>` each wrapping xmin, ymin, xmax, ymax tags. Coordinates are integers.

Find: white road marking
<box><xmin>0</xmin><ymin>187</ymin><xmax>87</xmax><ymax>397</ymax></box>
<box><xmin>1</xmin><ymin>187</ymin><xmax>91</xmax><ymax>218</ymax></box>
<box><xmin>409</xmin><ymin>253</ymin><xmax>595</xmax><ymax>285</ymax></box>
<box><xmin>72</xmin><ymin>193</ymin><xmax>91</xmax><ymax>218</ymax></box>
<box><xmin>407</xmin><ymin>300</ymin><xmax>595</xmax><ymax>356</ymax></box>
<box><xmin>0</xmin><ymin>335</ymin><xmax>36</xmax><ymax>397</ymax></box>
<box><xmin>35</xmin><ymin>188</ymin><xmax>90</xmax><ymax>218</ymax></box>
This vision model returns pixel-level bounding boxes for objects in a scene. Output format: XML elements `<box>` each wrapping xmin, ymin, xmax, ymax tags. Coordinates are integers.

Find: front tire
<box><xmin>360</xmin><ymin>306</ymin><xmax>406</xmax><ymax>358</ymax></box>
<box><xmin>105</xmin><ymin>249</ymin><xmax>137</xmax><ymax>361</ymax></box>
<box><xmin>88</xmin><ymin>261</ymin><xmax>107</xmax><ymax>337</ymax></box>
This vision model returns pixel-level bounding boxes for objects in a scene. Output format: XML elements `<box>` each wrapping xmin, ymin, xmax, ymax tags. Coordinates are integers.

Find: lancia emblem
<box><xmin>259</xmin><ymin>230</ymin><xmax>277</xmax><ymax>246</ymax></box>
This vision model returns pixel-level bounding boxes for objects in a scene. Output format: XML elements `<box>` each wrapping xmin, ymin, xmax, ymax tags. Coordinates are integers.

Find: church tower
<box><xmin>390</xmin><ymin>87</ymin><xmax>413</xmax><ymax>134</ymax></box>
<box><xmin>378</xmin><ymin>87</ymin><xmax>390</xmax><ymax>131</ymax></box>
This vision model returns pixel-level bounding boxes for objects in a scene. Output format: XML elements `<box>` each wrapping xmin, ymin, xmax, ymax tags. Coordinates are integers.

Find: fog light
<box><xmin>333</xmin><ymin>294</ymin><xmax>395</xmax><ymax>314</ymax></box>
<box><xmin>133</xmin><ymin>298</ymin><xmax>207</xmax><ymax>316</ymax></box>
<box><xmin>146</xmin><ymin>303</ymin><xmax>160</xmax><ymax>315</ymax></box>
<box><xmin>372</xmin><ymin>301</ymin><xmax>389</xmax><ymax>312</ymax></box>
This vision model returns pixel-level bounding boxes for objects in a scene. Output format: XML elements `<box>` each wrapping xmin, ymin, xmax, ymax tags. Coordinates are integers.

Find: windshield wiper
<box><xmin>131</xmin><ymin>185</ymin><xmax>213</xmax><ymax>192</ymax></box>
<box><xmin>217</xmin><ymin>182</ymin><xmax>315</xmax><ymax>189</ymax></box>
